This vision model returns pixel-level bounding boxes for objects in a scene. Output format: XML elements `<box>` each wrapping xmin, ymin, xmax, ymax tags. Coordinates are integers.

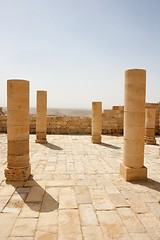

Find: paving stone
<box><xmin>37</xmin><ymin>211</ymin><xmax>58</xmax><ymax>230</ymax></box>
<box><xmin>146</xmin><ymin>202</ymin><xmax>160</xmax><ymax>220</ymax></box>
<box><xmin>121</xmin><ymin>190</ymin><xmax>149</xmax><ymax>213</ymax></box>
<box><xmin>130</xmin><ymin>233</ymin><xmax>151</xmax><ymax>240</ymax></box>
<box><xmin>75</xmin><ymin>186</ymin><xmax>92</xmax><ymax>204</ymax></box>
<box><xmin>117</xmin><ymin>207</ymin><xmax>145</xmax><ymax>233</ymax></box>
<box><xmin>36</xmin><ymin>212</ymin><xmax>58</xmax><ymax>239</ymax></box>
<box><xmin>2</xmin><ymin>193</ymin><xmax>25</xmax><ymax>213</ymax></box>
<box><xmin>12</xmin><ymin>192</ymin><xmax>27</xmax><ymax>202</ymax></box>
<box><xmin>24</xmin><ymin>180</ymin><xmax>46</xmax><ymax>187</ymax></box>
<box><xmin>35</xmin><ymin>231</ymin><xmax>57</xmax><ymax>240</ymax></box>
<box><xmin>138</xmin><ymin>192</ymin><xmax>158</xmax><ymax>203</ymax></box>
<box><xmin>11</xmin><ymin>218</ymin><xmax>38</xmax><ymax>237</ymax></box>
<box><xmin>0</xmin><ymin>213</ymin><xmax>18</xmax><ymax>239</ymax></box>
<box><xmin>138</xmin><ymin>212</ymin><xmax>160</xmax><ymax>239</ymax></box>
<box><xmin>82</xmin><ymin>226</ymin><xmax>104</xmax><ymax>240</ymax></box>
<box><xmin>1</xmin><ymin>134</ymin><xmax>160</xmax><ymax>240</ymax></box>
<box><xmin>58</xmin><ymin>209</ymin><xmax>82</xmax><ymax>240</ymax></box>
<box><xmin>19</xmin><ymin>203</ymin><xmax>41</xmax><ymax>218</ymax></box>
<box><xmin>118</xmin><ymin>235</ymin><xmax>132</xmax><ymax>240</ymax></box>
<box><xmin>25</xmin><ymin>185</ymin><xmax>45</xmax><ymax>203</ymax></box>
<box><xmin>2</xmin><ymin>206</ymin><xmax>21</xmax><ymax>213</ymax></box>
<box><xmin>41</xmin><ymin>191</ymin><xmax>59</xmax><ymax>212</ymax></box>
<box><xmin>0</xmin><ymin>195</ymin><xmax>11</xmax><ymax>212</ymax></box>
<box><xmin>104</xmin><ymin>181</ymin><xmax>120</xmax><ymax>194</ymax></box>
<box><xmin>0</xmin><ymin>185</ymin><xmax>15</xmax><ymax>196</ymax></box>
<box><xmin>97</xmin><ymin>210</ymin><xmax>128</xmax><ymax>239</ymax></box>
<box><xmin>92</xmin><ymin>197</ymin><xmax>115</xmax><ymax>210</ymax></box>
<box><xmin>53</xmin><ymin>174</ymin><xmax>71</xmax><ymax>180</ymax></box>
<box><xmin>130</xmin><ymin>182</ymin><xmax>150</xmax><ymax>193</ymax></box>
<box><xmin>59</xmin><ymin>187</ymin><xmax>77</xmax><ymax>209</ymax></box>
<box><xmin>16</xmin><ymin>187</ymin><xmax>30</xmax><ymax>194</ymax></box>
<box><xmin>108</xmin><ymin>193</ymin><xmax>131</xmax><ymax>208</ymax></box>
<box><xmin>46</xmin><ymin>180</ymin><xmax>75</xmax><ymax>187</ymax></box>
<box><xmin>8</xmin><ymin>238</ymin><xmax>34</xmax><ymax>240</ymax></box>
<box><xmin>79</xmin><ymin>204</ymin><xmax>98</xmax><ymax>225</ymax></box>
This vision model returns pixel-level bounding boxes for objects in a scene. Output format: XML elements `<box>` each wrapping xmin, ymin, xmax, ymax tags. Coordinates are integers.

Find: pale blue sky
<box><xmin>0</xmin><ymin>0</ymin><xmax>160</xmax><ymax>109</ymax></box>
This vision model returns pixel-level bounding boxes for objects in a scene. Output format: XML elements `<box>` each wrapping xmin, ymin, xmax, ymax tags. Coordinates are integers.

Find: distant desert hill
<box><xmin>40</xmin><ymin>108</ymin><xmax>92</xmax><ymax>117</ymax></box>
<box><xmin>2</xmin><ymin>107</ymin><xmax>92</xmax><ymax>117</ymax></box>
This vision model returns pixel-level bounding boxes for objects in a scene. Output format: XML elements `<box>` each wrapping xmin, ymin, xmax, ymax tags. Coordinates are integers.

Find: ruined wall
<box><xmin>0</xmin><ymin>108</ymin><xmax>7</xmax><ymax>133</ymax></box>
<box><xmin>146</xmin><ymin>103</ymin><xmax>160</xmax><ymax>135</ymax></box>
<box><xmin>0</xmin><ymin>104</ymin><xmax>160</xmax><ymax>135</ymax></box>
<box><xmin>30</xmin><ymin>116</ymin><xmax>91</xmax><ymax>134</ymax></box>
<box><xmin>102</xmin><ymin>106</ymin><xmax>124</xmax><ymax>135</ymax></box>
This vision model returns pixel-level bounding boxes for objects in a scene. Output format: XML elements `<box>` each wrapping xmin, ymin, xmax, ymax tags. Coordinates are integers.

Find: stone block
<box><xmin>5</xmin><ymin>164</ymin><xmax>31</xmax><ymax>181</ymax></box>
<box><xmin>120</xmin><ymin>163</ymin><xmax>147</xmax><ymax>181</ymax></box>
<box><xmin>8</xmin><ymin>140</ymin><xmax>29</xmax><ymax>155</ymax></box>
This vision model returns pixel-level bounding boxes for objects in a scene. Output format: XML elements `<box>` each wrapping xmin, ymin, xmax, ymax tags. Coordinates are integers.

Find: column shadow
<box><xmin>131</xmin><ymin>178</ymin><xmax>160</xmax><ymax>193</ymax></box>
<box><xmin>6</xmin><ymin>175</ymin><xmax>59</xmax><ymax>212</ymax></box>
<box><xmin>40</xmin><ymin>142</ymin><xmax>63</xmax><ymax>150</ymax></box>
<box><xmin>98</xmin><ymin>142</ymin><xmax>121</xmax><ymax>150</ymax></box>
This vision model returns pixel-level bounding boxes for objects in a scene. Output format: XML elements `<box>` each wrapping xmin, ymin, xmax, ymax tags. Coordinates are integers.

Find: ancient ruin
<box><xmin>5</xmin><ymin>79</ymin><xmax>31</xmax><ymax>181</ymax></box>
<box><xmin>120</xmin><ymin>69</ymin><xmax>147</xmax><ymax>181</ymax></box>
<box><xmin>35</xmin><ymin>90</ymin><xmax>47</xmax><ymax>143</ymax></box>
<box><xmin>0</xmin><ymin>76</ymin><xmax>160</xmax><ymax>239</ymax></box>
<box><xmin>145</xmin><ymin>107</ymin><xmax>156</xmax><ymax>144</ymax></box>
<box><xmin>1</xmin><ymin>104</ymin><xmax>159</xmax><ymax>135</ymax></box>
<box><xmin>91</xmin><ymin>102</ymin><xmax>102</xmax><ymax>143</ymax></box>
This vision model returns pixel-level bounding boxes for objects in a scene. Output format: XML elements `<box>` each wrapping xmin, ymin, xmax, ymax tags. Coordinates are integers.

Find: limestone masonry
<box><xmin>92</xmin><ymin>102</ymin><xmax>102</xmax><ymax>143</ymax></box>
<box><xmin>0</xmin><ymin>103</ymin><xmax>160</xmax><ymax>135</ymax></box>
<box><xmin>145</xmin><ymin>107</ymin><xmax>156</xmax><ymax>144</ymax></box>
<box><xmin>120</xmin><ymin>69</ymin><xmax>147</xmax><ymax>181</ymax></box>
<box><xmin>4</xmin><ymin>80</ymin><xmax>31</xmax><ymax>181</ymax></box>
<box><xmin>35</xmin><ymin>90</ymin><xmax>47</xmax><ymax>143</ymax></box>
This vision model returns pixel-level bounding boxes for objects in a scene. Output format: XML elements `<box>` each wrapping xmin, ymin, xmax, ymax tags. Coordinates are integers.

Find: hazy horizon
<box><xmin>1</xmin><ymin>106</ymin><xmax>93</xmax><ymax>117</ymax></box>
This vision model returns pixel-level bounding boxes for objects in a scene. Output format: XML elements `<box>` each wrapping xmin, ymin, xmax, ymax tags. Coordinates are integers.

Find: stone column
<box><xmin>36</xmin><ymin>90</ymin><xmax>47</xmax><ymax>143</ymax></box>
<box><xmin>5</xmin><ymin>80</ymin><xmax>31</xmax><ymax>181</ymax></box>
<box><xmin>145</xmin><ymin>107</ymin><xmax>156</xmax><ymax>145</ymax></box>
<box><xmin>92</xmin><ymin>102</ymin><xmax>102</xmax><ymax>143</ymax></box>
<box><xmin>120</xmin><ymin>69</ymin><xmax>147</xmax><ymax>181</ymax></box>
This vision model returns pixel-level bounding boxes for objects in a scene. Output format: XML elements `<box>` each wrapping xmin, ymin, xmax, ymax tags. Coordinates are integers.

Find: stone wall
<box><xmin>30</xmin><ymin>116</ymin><xmax>91</xmax><ymax>134</ymax></box>
<box><xmin>145</xmin><ymin>103</ymin><xmax>160</xmax><ymax>135</ymax></box>
<box><xmin>0</xmin><ymin>104</ymin><xmax>160</xmax><ymax>135</ymax></box>
<box><xmin>102</xmin><ymin>106</ymin><xmax>124</xmax><ymax>135</ymax></box>
<box><xmin>0</xmin><ymin>108</ymin><xmax>7</xmax><ymax>133</ymax></box>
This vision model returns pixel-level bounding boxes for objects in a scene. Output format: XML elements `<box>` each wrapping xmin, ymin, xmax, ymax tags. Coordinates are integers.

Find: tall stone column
<box><xmin>120</xmin><ymin>69</ymin><xmax>147</xmax><ymax>181</ymax></box>
<box><xmin>36</xmin><ymin>90</ymin><xmax>47</xmax><ymax>143</ymax></box>
<box><xmin>5</xmin><ymin>80</ymin><xmax>31</xmax><ymax>181</ymax></box>
<box><xmin>92</xmin><ymin>102</ymin><xmax>102</xmax><ymax>143</ymax></box>
<box><xmin>145</xmin><ymin>107</ymin><xmax>156</xmax><ymax>145</ymax></box>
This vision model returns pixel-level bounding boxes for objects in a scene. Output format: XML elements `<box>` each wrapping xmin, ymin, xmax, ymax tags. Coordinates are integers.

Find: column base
<box><xmin>145</xmin><ymin>137</ymin><xmax>156</xmax><ymax>145</ymax></box>
<box><xmin>92</xmin><ymin>135</ymin><xmax>101</xmax><ymax>144</ymax></box>
<box><xmin>120</xmin><ymin>163</ymin><xmax>147</xmax><ymax>181</ymax></box>
<box><xmin>36</xmin><ymin>132</ymin><xmax>47</xmax><ymax>143</ymax></box>
<box><xmin>4</xmin><ymin>164</ymin><xmax>31</xmax><ymax>181</ymax></box>
<box><xmin>35</xmin><ymin>139</ymin><xmax>47</xmax><ymax>144</ymax></box>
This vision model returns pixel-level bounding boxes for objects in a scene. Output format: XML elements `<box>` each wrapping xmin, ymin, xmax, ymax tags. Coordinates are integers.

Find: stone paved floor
<box><xmin>0</xmin><ymin>134</ymin><xmax>160</xmax><ymax>240</ymax></box>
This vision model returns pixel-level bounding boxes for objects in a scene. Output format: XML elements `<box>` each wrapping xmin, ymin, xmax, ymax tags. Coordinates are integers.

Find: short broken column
<box><xmin>36</xmin><ymin>90</ymin><xmax>47</xmax><ymax>143</ymax></box>
<box><xmin>120</xmin><ymin>69</ymin><xmax>147</xmax><ymax>181</ymax></box>
<box><xmin>92</xmin><ymin>102</ymin><xmax>102</xmax><ymax>143</ymax></box>
<box><xmin>145</xmin><ymin>107</ymin><xmax>156</xmax><ymax>145</ymax></box>
<box><xmin>5</xmin><ymin>79</ymin><xmax>31</xmax><ymax>181</ymax></box>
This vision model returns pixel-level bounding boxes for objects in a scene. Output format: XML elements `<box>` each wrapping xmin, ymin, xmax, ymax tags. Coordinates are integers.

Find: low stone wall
<box><xmin>30</xmin><ymin>116</ymin><xmax>91</xmax><ymax>134</ymax></box>
<box><xmin>102</xmin><ymin>106</ymin><xmax>124</xmax><ymax>135</ymax></box>
<box><xmin>0</xmin><ymin>110</ymin><xmax>7</xmax><ymax>132</ymax></box>
<box><xmin>0</xmin><ymin>104</ymin><xmax>160</xmax><ymax>135</ymax></box>
<box><xmin>146</xmin><ymin>103</ymin><xmax>160</xmax><ymax>135</ymax></box>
